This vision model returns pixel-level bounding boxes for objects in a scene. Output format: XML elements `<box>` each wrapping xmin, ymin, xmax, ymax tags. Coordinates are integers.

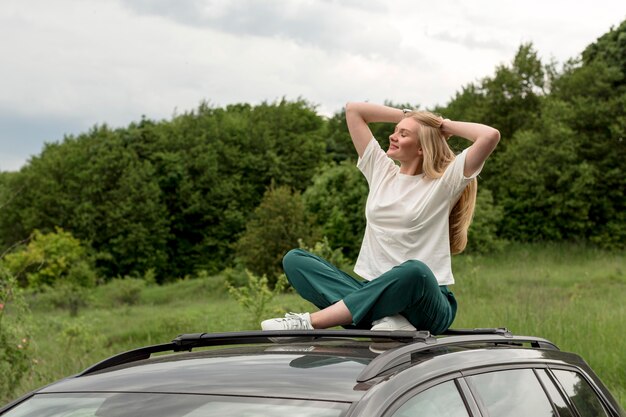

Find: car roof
<box><xmin>41</xmin><ymin>341</ymin><xmax>376</xmax><ymax>402</ymax></box>
<box><xmin>36</xmin><ymin>329</ymin><xmax>571</xmax><ymax>403</ymax></box>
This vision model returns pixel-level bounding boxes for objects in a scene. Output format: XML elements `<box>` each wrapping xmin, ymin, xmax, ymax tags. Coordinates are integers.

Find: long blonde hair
<box><xmin>406</xmin><ymin>111</ymin><xmax>477</xmax><ymax>254</ymax></box>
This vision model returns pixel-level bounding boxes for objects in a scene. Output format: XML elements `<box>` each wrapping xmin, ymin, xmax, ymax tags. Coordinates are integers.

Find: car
<box><xmin>1</xmin><ymin>328</ymin><xmax>624</xmax><ymax>417</ymax></box>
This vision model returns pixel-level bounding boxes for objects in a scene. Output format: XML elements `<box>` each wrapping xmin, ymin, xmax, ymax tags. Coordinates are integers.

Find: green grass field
<box><xmin>7</xmin><ymin>242</ymin><xmax>626</xmax><ymax>410</ymax></box>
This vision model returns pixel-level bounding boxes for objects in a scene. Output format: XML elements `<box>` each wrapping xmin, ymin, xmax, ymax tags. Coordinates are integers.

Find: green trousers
<box><xmin>283</xmin><ymin>249</ymin><xmax>457</xmax><ymax>335</ymax></box>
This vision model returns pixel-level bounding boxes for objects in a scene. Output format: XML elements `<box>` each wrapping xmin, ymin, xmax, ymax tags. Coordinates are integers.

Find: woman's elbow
<box><xmin>489</xmin><ymin>128</ymin><xmax>501</xmax><ymax>145</ymax></box>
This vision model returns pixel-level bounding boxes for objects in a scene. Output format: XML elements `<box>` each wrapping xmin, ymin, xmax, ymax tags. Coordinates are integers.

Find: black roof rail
<box><xmin>78</xmin><ymin>328</ymin><xmax>558</xmax><ymax>378</ymax></box>
<box><xmin>78</xmin><ymin>329</ymin><xmax>434</xmax><ymax>376</ymax></box>
<box><xmin>443</xmin><ymin>327</ymin><xmax>513</xmax><ymax>336</ymax></box>
<box><xmin>356</xmin><ymin>331</ymin><xmax>559</xmax><ymax>382</ymax></box>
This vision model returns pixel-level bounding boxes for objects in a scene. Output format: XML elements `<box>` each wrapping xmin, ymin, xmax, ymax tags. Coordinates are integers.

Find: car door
<box><xmin>385</xmin><ymin>378</ymin><xmax>478</xmax><ymax>417</ymax></box>
<box><xmin>384</xmin><ymin>366</ymin><xmax>619</xmax><ymax>417</ymax></box>
<box><xmin>464</xmin><ymin>366</ymin><xmax>616</xmax><ymax>417</ymax></box>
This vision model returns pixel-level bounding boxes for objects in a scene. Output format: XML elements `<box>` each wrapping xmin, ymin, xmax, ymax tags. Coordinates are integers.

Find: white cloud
<box><xmin>0</xmin><ymin>0</ymin><xmax>624</xmax><ymax>171</ymax></box>
<box><xmin>119</xmin><ymin>0</ymin><xmax>398</xmax><ymax>58</ymax></box>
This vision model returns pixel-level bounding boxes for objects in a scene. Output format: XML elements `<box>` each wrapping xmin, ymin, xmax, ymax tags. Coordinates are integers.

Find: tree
<box><xmin>235</xmin><ymin>185</ymin><xmax>318</xmax><ymax>284</ymax></box>
<box><xmin>1</xmin><ymin>228</ymin><xmax>97</xmax><ymax>316</ymax></box>
<box><xmin>466</xmin><ymin>187</ymin><xmax>507</xmax><ymax>254</ymax></box>
<box><xmin>150</xmin><ymin>99</ymin><xmax>328</xmax><ymax>276</ymax></box>
<box><xmin>440</xmin><ymin>43</ymin><xmax>551</xmax><ymax>196</ymax></box>
<box><xmin>303</xmin><ymin>161</ymin><xmax>368</xmax><ymax>260</ymax></box>
<box><xmin>0</xmin><ymin>267</ymin><xmax>31</xmax><ymax>401</ymax></box>
<box><xmin>0</xmin><ymin>100</ymin><xmax>330</xmax><ymax>281</ymax></box>
<box><xmin>1</xmin><ymin>227</ymin><xmax>95</xmax><ymax>289</ymax></box>
<box><xmin>493</xmin><ymin>21</ymin><xmax>626</xmax><ymax>247</ymax></box>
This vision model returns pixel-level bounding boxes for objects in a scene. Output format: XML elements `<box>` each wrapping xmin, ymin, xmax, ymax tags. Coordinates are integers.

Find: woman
<box><xmin>261</xmin><ymin>102</ymin><xmax>500</xmax><ymax>333</ymax></box>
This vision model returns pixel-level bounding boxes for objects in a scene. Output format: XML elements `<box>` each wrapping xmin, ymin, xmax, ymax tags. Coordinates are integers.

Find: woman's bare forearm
<box><xmin>440</xmin><ymin>119</ymin><xmax>500</xmax><ymax>144</ymax></box>
<box><xmin>441</xmin><ymin>119</ymin><xmax>500</xmax><ymax>176</ymax></box>
<box><xmin>345</xmin><ymin>102</ymin><xmax>404</xmax><ymax>124</ymax></box>
<box><xmin>345</xmin><ymin>102</ymin><xmax>404</xmax><ymax>157</ymax></box>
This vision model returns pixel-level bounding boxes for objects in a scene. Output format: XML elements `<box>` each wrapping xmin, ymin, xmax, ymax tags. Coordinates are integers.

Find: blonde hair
<box><xmin>406</xmin><ymin>111</ymin><xmax>477</xmax><ymax>254</ymax></box>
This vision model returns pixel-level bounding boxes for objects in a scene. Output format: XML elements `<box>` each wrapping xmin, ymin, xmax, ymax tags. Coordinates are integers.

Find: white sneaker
<box><xmin>371</xmin><ymin>315</ymin><xmax>417</xmax><ymax>331</ymax></box>
<box><xmin>261</xmin><ymin>312</ymin><xmax>313</xmax><ymax>331</ymax></box>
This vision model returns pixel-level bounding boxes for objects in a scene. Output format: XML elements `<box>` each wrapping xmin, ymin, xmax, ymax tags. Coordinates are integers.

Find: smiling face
<box><xmin>387</xmin><ymin>117</ymin><xmax>423</xmax><ymax>165</ymax></box>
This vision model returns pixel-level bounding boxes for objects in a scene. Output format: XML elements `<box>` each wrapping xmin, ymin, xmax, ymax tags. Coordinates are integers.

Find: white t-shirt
<box><xmin>354</xmin><ymin>138</ymin><xmax>481</xmax><ymax>285</ymax></box>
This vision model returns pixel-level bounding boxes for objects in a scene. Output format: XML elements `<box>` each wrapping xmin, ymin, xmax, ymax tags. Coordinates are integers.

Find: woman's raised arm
<box><xmin>440</xmin><ymin>119</ymin><xmax>500</xmax><ymax>177</ymax></box>
<box><xmin>345</xmin><ymin>102</ymin><xmax>404</xmax><ymax>157</ymax></box>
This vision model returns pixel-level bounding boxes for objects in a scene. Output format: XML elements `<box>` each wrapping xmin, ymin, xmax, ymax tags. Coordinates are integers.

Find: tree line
<box><xmin>1</xmin><ymin>20</ymin><xmax>624</xmax><ymax>286</ymax></box>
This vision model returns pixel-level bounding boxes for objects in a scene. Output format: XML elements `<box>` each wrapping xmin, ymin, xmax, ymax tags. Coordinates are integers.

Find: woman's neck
<box><xmin>399</xmin><ymin>159</ymin><xmax>423</xmax><ymax>176</ymax></box>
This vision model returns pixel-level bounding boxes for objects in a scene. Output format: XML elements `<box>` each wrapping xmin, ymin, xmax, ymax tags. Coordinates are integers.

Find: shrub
<box><xmin>227</xmin><ymin>270</ymin><xmax>288</xmax><ymax>329</ymax></box>
<box><xmin>105</xmin><ymin>278</ymin><xmax>146</xmax><ymax>306</ymax></box>
<box><xmin>303</xmin><ymin>161</ymin><xmax>368</xmax><ymax>261</ymax></box>
<box><xmin>466</xmin><ymin>187</ymin><xmax>508</xmax><ymax>254</ymax></box>
<box><xmin>2</xmin><ymin>227</ymin><xmax>96</xmax><ymax>289</ymax></box>
<box><xmin>235</xmin><ymin>185</ymin><xmax>318</xmax><ymax>285</ymax></box>
<box><xmin>0</xmin><ymin>266</ymin><xmax>32</xmax><ymax>401</ymax></box>
<box><xmin>297</xmin><ymin>237</ymin><xmax>352</xmax><ymax>272</ymax></box>
<box><xmin>1</xmin><ymin>228</ymin><xmax>98</xmax><ymax>316</ymax></box>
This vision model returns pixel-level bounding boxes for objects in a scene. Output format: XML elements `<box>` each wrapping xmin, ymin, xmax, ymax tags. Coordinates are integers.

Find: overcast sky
<box><xmin>1</xmin><ymin>0</ymin><xmax>624</xmax><ymax>172</ymax></box>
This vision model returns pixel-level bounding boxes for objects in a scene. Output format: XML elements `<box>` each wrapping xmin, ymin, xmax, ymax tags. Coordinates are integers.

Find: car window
<box><xmin>1</xmin><ymin>393</ymin><xmax>350</xmax><ymax>417</ymax></box>
<box><xmin>390</xmin><ymin>380</ymin><xmax>470</xmax><ymax>417</ymax></box>
<box><xmin>536</xmin><ymin>369</ymin><xmax>575</xmax><ymax>417</ymax></box>
<box><xmin>467</xmin><ymin>369</ymin><xmax>555</xmax><ymax>417</ymax></box>
<box><xmin>552</xmin><ymin>370</ymin><xmax>609</xmax><ymax>417</ymax></box>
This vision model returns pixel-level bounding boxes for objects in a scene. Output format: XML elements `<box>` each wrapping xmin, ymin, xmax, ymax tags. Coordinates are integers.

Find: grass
<box><xmin>452</xmin><ymin>243</ymin><xmax>625</xmax><ymax>407</ymax></box>
<box><xmin>6</xmin><ymin>242</ymin><xmax>625</xmax><ymax>410</ymax></box>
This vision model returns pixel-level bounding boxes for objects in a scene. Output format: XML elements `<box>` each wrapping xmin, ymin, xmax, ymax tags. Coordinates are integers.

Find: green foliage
<box><xmin>103</xmin><ymin>278</ymin><xmax>146</xmax><ymax>306</ymax></box>
<box><xmin>38</xmin><ymin>281</ymin><xmax>92</xmax><ymax>317</ymax></box>
<box><xmin>235</xmin><ymin>185</ymin><xmax>318</xmax><ymax>283</ymax></box>
<box><xmin>6</xmin><ymin>243</ymin><xmax>625</xmax><ymax>409</ymax></box>
<box><xmin>0</xmin><ymin>21</ymin><xmax>625</xmax><ymax>287</ymax></box>
<box><xmin>57</xmin><ymin>319</ymin><xmax>105</xmax><ymax>354</ymax></box>
<box><xmin>495</xmin><ymin>36</ymin><xmax>625</xmax><ymax>246</ymax></box>
<box><xmin>439</xmin><ymin>43</ymin><xmax>553</xmax><ymax>206</ymax></box>
<box><xmin>1</xmin><ymin>228</ymin><xmax>97</xmax><ymax>316</ymax></box>
<box><xmin>550</xmin><ymin>29</ymin><xmax>626</xmax><ymax>248</ymax></box>
<box><xmin>496</xmin><ymin>113</ymin><xmax>595</xmax><ymax>241</ymax></box>
<box><xmin>227</xmin><ymin>270</ymin><xmax>288</xmax><ymax>329</ymax></box>
<box><xmin>581</xmin><ymin>19</ymin><xmax>626</xmax><ymax>73</ymax></box>
<box><xmin>222</xmin><ymin>266</ymin><xmax>251</xmax><ymax>289</ymax></box>
<box><xmin>0</xmin><ymin>100</ymin><xmax>328</xmax><ymax>282</ymax></box>
<box><xmin>297</xmin><ymin>237</ymin><xmax>352</xmax><ymax>272</ymax></box>
<box><xmin>441</xmin><ymin>43</ymin><xmax>548</xmax><ymax>147</ymax></box>
<box><xmin>154</xmin><ymin>99</ymin><xmax>327</xmax><ymax>278</ymax></box>
<box><xmin>2</xmin><ymin>228</ymin><xmax>96</xmax><ymax>289</ymax></box>
<box><xmin>303</xmin><ymin>161</ymin><xmax>368</xmax><ymax>260</ymax></box>
<box><xmin>0</xmin><ymin>266</ymin><xmax>32</xmax><ymax>399</ymax></box>
<box><xmin>465</xmin><ymin>187</ymin><xmax>507</xmax><ymax>254</ymax></box>
<box><xmin>440</xmin><ymin>30</ymin><xmax>625</xmax><ymax>248</ymax></box>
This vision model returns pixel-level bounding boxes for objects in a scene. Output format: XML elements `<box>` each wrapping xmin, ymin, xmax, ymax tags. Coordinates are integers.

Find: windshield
<box><xmin>3</xmin><ymin>393</ymin><xmax>350</xmax><ymax>417</ymax></box>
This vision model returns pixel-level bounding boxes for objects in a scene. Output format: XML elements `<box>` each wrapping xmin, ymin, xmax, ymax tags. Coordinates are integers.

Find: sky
<box><xmin>1</xmin><ymin>0</ymin><xmax>624</xmax><ymax>172</ymax></box>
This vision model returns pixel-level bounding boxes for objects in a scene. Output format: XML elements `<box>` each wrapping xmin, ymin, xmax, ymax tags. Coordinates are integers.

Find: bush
<box><xmin>303</xmin><ymin>161</ymin><xmax>368</xmax><ymax>261</ymax></box>
<box><xmin>104</xmin><ymin>278</ymin><xmax>146</xmax><ymax>306</ymax></box>
<box><xmin>227</xmin><ymin>270</ymin><xmax>288</xmax><ymax>329</ymax></box>
<box><xmin>38</xmin><ymin>282</ymin><xmax>92</xmax><ymax>317</ymax></box>
<box><xmin>0</xmin><ymin>267</ymin><xmax>32</xmax><ymax>401</ymax></box>
<box><xmin>1</xmin><ymin>228</ymin><xmax>98</xmax><ymax>317</ymax></box>
<box><xmin>2</xmin><ymin>227</ymin><xmax>96</xmax><ymax>289</ymax></box>
<box><xmin>466</xmin><ymin>187</ymin><xmax>508</xmax><ymax>254</ymax></box>
<box><xmin>297</xmin><ymin>237</ymin><xmax>353</xmax><ymax>272</ymax></box>
<box><xmin>235</xmin><ymin>185</ymin><xmax>318</xmax><ymax>285</ymax></box>
<box><xmin>222</xmin><ymin>266</ymin><xmax>250</xmax><ymax>289</ymax></box>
